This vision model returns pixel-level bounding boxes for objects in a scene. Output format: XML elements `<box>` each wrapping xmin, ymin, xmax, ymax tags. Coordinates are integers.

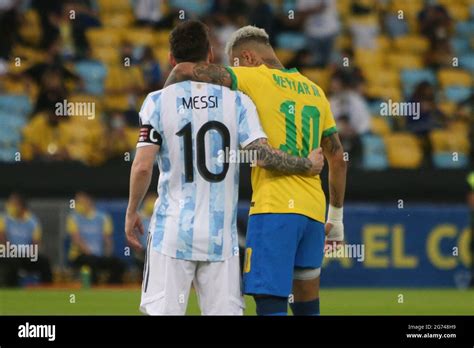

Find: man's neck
<box><xmin>261</xmin><ymin>56</ymin><xmax>284</xmax><ymax>70</ymax></box>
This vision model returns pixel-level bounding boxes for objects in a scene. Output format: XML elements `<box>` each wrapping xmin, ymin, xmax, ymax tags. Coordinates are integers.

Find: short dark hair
<box><xmin>169</xmin><ymin>20</ymin><xmax>210</xmax><ymax>63</ymax></box>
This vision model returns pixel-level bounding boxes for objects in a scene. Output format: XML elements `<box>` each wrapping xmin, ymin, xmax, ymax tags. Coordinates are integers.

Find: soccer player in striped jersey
<box><xmin>166</xmin><ymin>25</ymin><xmax>347</xmax><ymax>316</ymax></box>
<box><xmin>125</xmin><ymin>20</ymin><xmax>324</xmax><ymax>315</ymax></box>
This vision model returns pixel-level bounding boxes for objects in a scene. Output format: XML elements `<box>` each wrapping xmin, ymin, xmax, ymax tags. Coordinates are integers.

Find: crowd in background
<box><xmin>0</xmin><ymin>0</ymin><xmax>472</xmax><ymax>168</ymax></box>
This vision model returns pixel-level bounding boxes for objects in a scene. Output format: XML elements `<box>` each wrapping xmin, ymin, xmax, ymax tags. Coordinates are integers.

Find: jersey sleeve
<box><xmin>103</xmin><ymin>215</ymin><xmax>113</xmax><ymax>236</ymax></box>
<box><xmin>322</xmin><ymin>95</ymin><xmax>338</xmax><ymax>138</ymax></box>
<box><xmin>137</xmin><ymin>93</ymin><xmax>163</xmax><ymax>148</ymax></box>
<box><xmin>237</xmin><ymin>93</ymin><xmax>267</xmax><ymax>148</ymax></box>
<box><xmin>66</xmin><ymin>215</ymin><xmax>79</xmax><ymax>235</ymax></box>
<box><xmin>225</xmin><ymin>66</ymin><xmax>262</xmax><ymax>95</ymax></box>
<box><xmin>32</xmin><ymin>220</ymin><xmax>42</xmax><ymax>243</ymax></box>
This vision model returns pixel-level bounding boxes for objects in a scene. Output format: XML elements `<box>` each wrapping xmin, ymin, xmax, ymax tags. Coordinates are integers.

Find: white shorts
<box><xmin>140</xmin><ymin>247</ymin><xmax>244</xmax><ymax>316</ymax></box>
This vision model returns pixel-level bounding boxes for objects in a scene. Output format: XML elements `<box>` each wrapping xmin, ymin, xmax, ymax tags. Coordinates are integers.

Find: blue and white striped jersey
<box><xmin>137</xmin><ymin>81</ymin><xmax>266</xmax><ymax>261</ymax></box>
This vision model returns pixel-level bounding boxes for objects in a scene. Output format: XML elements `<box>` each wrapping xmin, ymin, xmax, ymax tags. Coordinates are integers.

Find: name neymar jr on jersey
<box><xmin>272</xmin><ymin>74</ymin><xmax>321</xmax><ymax>97</ymax></box>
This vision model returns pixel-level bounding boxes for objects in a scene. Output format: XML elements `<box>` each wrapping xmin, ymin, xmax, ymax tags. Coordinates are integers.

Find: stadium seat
<box><xmin>444</xmin><ymin>86</ymin><xmax>471</xmax><ymax>102</ymax></box>
<box><xmin>364</xmin><ymin>69</ymin><xmax>400</xmax><ymax>88</ymax></box>
<box><xmin>438</xmin><ymin>68</ymin><xmax>472</xmax><ymax>88</ymax></box>
<box><xmin>354</xmin><ymin>49</ymin><xmax>384</xmax><ymax>68</ymax></box>
<box><xmin>361</xmin><ymin>134</ymin><xmax>389</xmax><ymax>170</ymax></box>
<box><xmin>452</xmin><ymin>37</ymin><xmax>471</xmax><ymax>55</ymax></box>
<box><xmin>370</xmin><ymin>116</ymin><xmax>391</xmax><ymax>136</ymax></box>
<box><xmin>438</xmin><ymin>101</ymin><xmax>457</xmax><ymax>118</ymax></box>
<box><xmin>74</xmin><ymin>60</ymin><xmax>108</xmax><ymax>96</ymax></box>
<box><xmin>276</xmin><ymin>32</ymin><xmax>307</xmax><ymax>51</ymax></box>
<box><xmin>386</xmin><ymin>53</ymin><xmax>423</xmax><ymax>70</ymax></box>
<box><xmin>365</xmin><ymin>85</ymin><xmax>402</xmax><ymax>102</ymax></box>
<box><xmin>300</xmin><ymin>68</ymin><xmax>330</xmax><ymax>91</ymax></box>
<box><xmin>384</xmin><ymin>133</ymin><xmax>423</xmax><ymax>168</ymax></box>
<box><xmin>430</xmin><ymin>129</ymin><xmax>470</xmax><ymax>168</ymax></box>
<box><xmin>97</xmin><ymin>0</ymin><xmax>132</xmax><ymax>14</ymax></box>
<box><xmin>393</xmin><ymin>35</ymin><xmax>429</xmax><ymax>54</ymax></box>
<box><xmin>91</xmin><ymin>47</ymin><xmax>120</xmax><ymax>65</ymax></box>
<box><xmin>122</xmin><ymin>29</ymin><xmax>157</xmax><ymax>46</ymax></box>
<box><xmin>100</xmin><ymin>13</ymin><xmax>134</xmax><ymax>27</ymax></box>
<box><xmin>169</xmin><ymin>0</ymin><xmax>213</xmax><ymax>17</ymax></box>
<box><xmin>86</xmin><ymin>28</ymin><xmax>122</xmax><ymax>48</ymax></box>
<box><xmin>0</xmin><ymin>95</ymin><xmax>32</xmax><ymax>116</ymax></box>
<box><xmin>459</xmin><ymin>53</ymin><xmax>474</xmax><ymax>72</ymax></box>
<box><xmin>456</xmin><ymin>21</ymin><xmax>474</xmax><ymax>37</ymax></box>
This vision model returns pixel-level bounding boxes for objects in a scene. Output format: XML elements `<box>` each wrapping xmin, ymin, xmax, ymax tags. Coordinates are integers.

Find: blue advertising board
<box><xmin>99</xmin><ymin>200</ymin><xmax>471</xmax><ymax>288</ymax></box>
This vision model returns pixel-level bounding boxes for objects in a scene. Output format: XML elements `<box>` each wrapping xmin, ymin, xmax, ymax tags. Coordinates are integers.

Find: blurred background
<box><xmin>0</xmin><ymin>0</ymin><xmax>472</xmax><ymax>310</ymax></box>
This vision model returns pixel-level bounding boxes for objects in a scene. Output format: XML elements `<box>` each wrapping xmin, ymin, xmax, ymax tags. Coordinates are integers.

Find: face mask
<box><xmin>6</xmin><ymin>203</ymin><xmax>19</xmax><ymax>217</ymax></box>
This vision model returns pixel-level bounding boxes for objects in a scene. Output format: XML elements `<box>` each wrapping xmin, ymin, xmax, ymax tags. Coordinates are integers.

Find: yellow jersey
<box><xmin>226</xmin><ymin>65</ymin><xmax>337</xmax><ymax>223</ymax></box>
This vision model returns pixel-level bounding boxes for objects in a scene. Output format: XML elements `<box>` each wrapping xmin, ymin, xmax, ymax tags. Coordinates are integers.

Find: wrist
<box><xmin>328</xmin><ymin>205</ymin><xmax>343</xmax><ymax>222</ymax></box>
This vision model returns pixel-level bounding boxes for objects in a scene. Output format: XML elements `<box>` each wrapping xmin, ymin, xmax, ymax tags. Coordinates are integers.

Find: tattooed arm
<box><xmin>165</xmin><ymin>62</ymin><xmax>232</xmax><ymax>88</ymax></box>
<box><xmin>244</xmin><ymin>138</ymin><xmax>324</xmax><ymax>176</ymax></box>
<box><xmin>321</xmin><ymin>133</ymin><xmax>346</xmax><ymax>208</ymax></box>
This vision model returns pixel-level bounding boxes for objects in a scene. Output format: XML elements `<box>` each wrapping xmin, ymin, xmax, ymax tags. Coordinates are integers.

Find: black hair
<box><xmin>169</xmin><ymin>20</ymin><xmax>210</xmax><ymax>63</ymax></box>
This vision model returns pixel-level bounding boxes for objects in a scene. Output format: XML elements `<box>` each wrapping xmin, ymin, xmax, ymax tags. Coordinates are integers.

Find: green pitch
<box><xmin>0</xmin><ymin>288</ymin><xmax>473</xmax><ymax>315</ymax></box>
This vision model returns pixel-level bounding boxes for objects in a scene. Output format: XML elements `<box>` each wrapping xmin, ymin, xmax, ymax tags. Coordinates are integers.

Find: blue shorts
<box><xmin>243</xmin><ymin>213</ymin><xmax>325</xmax><ymax>297</ymax></box>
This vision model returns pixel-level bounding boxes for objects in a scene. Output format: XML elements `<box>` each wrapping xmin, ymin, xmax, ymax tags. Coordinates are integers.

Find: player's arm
<box><xmin>126</xmin><ymin>145</ymin><xmax>159</xmax><ymax>250</ymax></box>
<box><xmin>244</xmin><ymin>138</ymin><xmax>324</xmax><ymax>175</ymax></box>
<box><xmin>321</xmin><ymin>132</ymin><xmax>347</xmax><ymax>242</ymax></box>
<box><xmin>165</xmin><ymin>62</ymin><xmax>232</xmax><ymax>88</ymax></box>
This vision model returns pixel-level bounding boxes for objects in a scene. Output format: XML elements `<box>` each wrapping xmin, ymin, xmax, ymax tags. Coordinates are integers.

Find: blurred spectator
<box><xmin>329</xmin><ymin>69</ymin><xmax>371</xmax><ymax>164</ymax></box>
<box><xmin>105</xmin><ymin>111</ymin><xmax>138</xmax><ymax>161</ymax></box>
<box><xmin>349</xmin><ymin>0</ymin><xmax>379</xmax><ymax>49</ymax></box>
<box><xmin>0</xmin><ymin>193</ymin><xmax>52</xmax><ymax>286</ymax></box>
<box><xmin>287</xmin><ymin>48</ymin><xmax>314</xmax><ymax>70</ymax></box>
<box><xmin>406</xmin><ymin>81</ymin><xmax>444</xmax><ymax>136</ymax></box>
<box><xmin>140</xmin><ymin>46</ymin><xmax>162</xmax><ymax>91</ymax></box>
<box><xmin>20</xmin><ymin>112</ymin><xmax>70</xmax><ymax>161</ymax></box>
<box><xmin>66</xmin><ymin>192</ymin><xmax>125</xmax><ymax>284</ymax></box>
<box><xmin>0</xmin><ymin>1</ymin><xmax>20</xmax><ymax>59</ymax></box>
<box><xmin>31</xmin><ymin>65</ymin><xmax>68</xmax><ymax>115</ymax></box>
<box><xmin>134</xmin><ymin>0</ymin><xmax>165</xmax><ymax>26</ymax></box>
<box><xmin>246</xmin><ymin>0</ymin><xmax>275</xmax><ymax>39</ymax></box>
<box><xmin>425</xmin><ymin>38</ymin><xmax>454</xmax><ymax>70</ymax></box>
<box><xmin>418</xmin><ymin>3</ymin><xmax>453</xmax><ymax>45</ymax></box>
<box><xmin>297</xmin><ymin>0</ymin><xmax>340</xmax><ymax>67</ymax></box>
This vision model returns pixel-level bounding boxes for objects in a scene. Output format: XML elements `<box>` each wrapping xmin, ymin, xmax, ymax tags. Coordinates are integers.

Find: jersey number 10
<box><xmin>176</xmin><ymin>121</ymin><xmax>230</xmax><ymax>183</ymax></box>
<box><xmin>279</xmin><ymin>100</ymin><xmax>320</xmax><ymax>157</ymax></box>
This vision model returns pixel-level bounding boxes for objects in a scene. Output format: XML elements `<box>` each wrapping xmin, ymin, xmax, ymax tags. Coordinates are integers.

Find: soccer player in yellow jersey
<box><xmin>166</xmin><ymin>25</ymin><xmax>347</xmax><ymax>316</ymax></box>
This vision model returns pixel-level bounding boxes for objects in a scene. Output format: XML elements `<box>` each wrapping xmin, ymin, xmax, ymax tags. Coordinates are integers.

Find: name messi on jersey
<box><xmin>272</xmin><ymin>74</ymin><xmax>320</xmax><ymax>97</ymax></box>
<box><xmin>182</xmin><ymin>95</ymin><xmax>219</xmax><ymax>110</ymax></box>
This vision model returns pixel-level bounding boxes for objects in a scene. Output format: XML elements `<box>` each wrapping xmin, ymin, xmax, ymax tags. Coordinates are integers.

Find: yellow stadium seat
<box><xmin>122</xmin><ymin>29</ymin><xmax>157</xmax><ymax>46</ymax></box>
<box><xmin>430</xmin><ymin>129</ymin><xmax>470</xmax><ymax>154</ymax></box>
<box><xmin>371</xmin><ymin>116</ymin><xmax>391</xmax><ymax>135</ymax></box>
<box><xmin>86</xmin><ymin>28</ymin><xmax>122</xmax><ymax>48</ymax></box>
<box><xmin>100</xmin><ymin>13</ymin><xmax>134</xmax><ymax>27</ymax></box>
<box><xmin>386</xmin><ymin>53</ymin><xmax>423</xmax><ymax>70</ymax></box>
<box><xmin>438</xmin><ymin>68</ymin><xmax>472</xmax><ymax>88</ymax></box>
<box><xmin>375</xmin><ymin>35</ymin><xmax>391</xmax><ymax>51</ymax></box>
<box><xmin>18</xmin><ymin>10</ymin><xmax>42</xmax><ymax>46</ymax></box>
<box><xmin>384</xmin><ymin>133</ymin><xmax>423</xmax><ymax>168</ymax></box>
<box><xmin>354</xmin><ymin>49</ymin><xmax>384</xmax><ymax>68</ymax></box>
<box><xmin>97</xmin><ymin>0</ymin><xmax>131</xmax><ymax>14</ymax></box>
<box><xmin>300</xmin><ymin>68</ymin><xmax>330</xmax><ymax>91</ymax></box>
<box><xmin>364</xmin><ymin>68</ymin><xmax>400</xmax><ymax>88</ymax></box>
<box><xmin>103</xmin><ymin>93</ymin><xmax>130</xmax><ymax>111</ymax></box>
<box><xmin>335</xmin><ymin>34</ymin><xmax>352</xmax><ymax>51</ymax></box>
<box><xmin>91</xmin><ymin>47</ymin><xmax>120</xmax><ymax>65</ymax></box>
<box><xmin>365</xmin><ymin>85</ymin><xmax>402</xmax><ymax>102</ymax></box>
<box><xmin>275</xmin><ymin>49</ymin><xmax>295</xmax><ymax>66</ymax></box>
<box><xmin>393</xmin><ymin>35</ymin><xmax>430</xmax><ymax>54</ymax></box>
<box><xmin>438</xmin><ymin>101</ymin><xmax>457</xmax><ymax>118</ymax></box>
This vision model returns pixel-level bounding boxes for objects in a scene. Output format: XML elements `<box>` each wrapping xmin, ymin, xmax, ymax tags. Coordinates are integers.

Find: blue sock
<box><xmin>254</xmin><ymin>296</ymin><xmax>288</xmax><ymax>316</ymax></box>
<box><xmin>290</xmin><ymin>298</ymin><xmax>320</xmax><ymax>316</ymax></box>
